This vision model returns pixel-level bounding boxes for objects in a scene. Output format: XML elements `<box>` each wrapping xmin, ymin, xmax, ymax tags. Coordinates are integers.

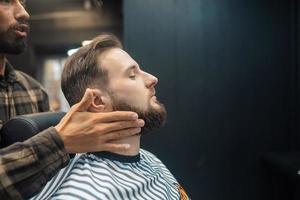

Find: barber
<box><xmin>0</xmin><ymin>1</ymin><xmax>144</xmax><ymax>199</ymax></box>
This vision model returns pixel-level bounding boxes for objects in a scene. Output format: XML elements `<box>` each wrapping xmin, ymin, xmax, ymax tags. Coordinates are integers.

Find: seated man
<box><xmin>31</xmin><ymin>34</ymin><xmax>189</xmax><ymax>200</ymax></box>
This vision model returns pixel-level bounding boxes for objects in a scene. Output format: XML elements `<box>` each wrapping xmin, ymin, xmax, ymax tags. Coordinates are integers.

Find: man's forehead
<box><xmin>99</xmin><ymin>48</ymin><xmax>139</xmax><ymax>72</ymax></box>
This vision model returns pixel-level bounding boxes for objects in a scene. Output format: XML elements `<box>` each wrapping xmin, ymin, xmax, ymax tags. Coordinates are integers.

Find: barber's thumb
<box><xmin>75</xmin><ymin>88</ymin><xmax>93</xmax><ymax>111</ymax></box>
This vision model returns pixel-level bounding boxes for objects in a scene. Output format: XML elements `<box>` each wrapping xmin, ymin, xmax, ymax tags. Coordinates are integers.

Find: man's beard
<box><xmin>0</xmin><ymin>25</ymin><xmax>27</xmax><ymax>54</ymax></box>
<box><xmin>109</xmin><ymin>91</ymin><xmax>167</xmax><ymax>135</ymax></box>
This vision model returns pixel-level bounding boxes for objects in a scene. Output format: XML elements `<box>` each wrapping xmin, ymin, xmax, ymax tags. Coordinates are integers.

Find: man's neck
<box><xmin>110</xmin><ymin>134</ymin><xmax>141</xmax><ymax>156</ymax></box>
<box><xmin>0</xmin><ymin>54</ymin><xmax>5</xmax><ymax>76</ymax></box>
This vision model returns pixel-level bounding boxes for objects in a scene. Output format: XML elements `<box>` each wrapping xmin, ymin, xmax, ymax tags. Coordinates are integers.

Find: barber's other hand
<box><xmin>55</xmin><ymin>88</ymin><xmax>144</xmax><ymax>153</ymax></box>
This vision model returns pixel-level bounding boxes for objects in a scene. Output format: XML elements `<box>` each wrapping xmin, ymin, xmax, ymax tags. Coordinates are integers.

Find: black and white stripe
<box><xmin>31</xmin><ymin>149</ymin><xmax>182</xmax><ymax>200</ymax></box>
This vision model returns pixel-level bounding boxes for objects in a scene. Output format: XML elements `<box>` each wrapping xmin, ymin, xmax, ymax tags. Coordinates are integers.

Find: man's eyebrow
<box><xmin>20</xmin><ymin>0</ymin><xmax>26</xmax><ymax>5</ymax></box>
<box><xmin>124</xmin><ymin>65</ymin><xmax>139</xmax><ymax>73</ymax></box>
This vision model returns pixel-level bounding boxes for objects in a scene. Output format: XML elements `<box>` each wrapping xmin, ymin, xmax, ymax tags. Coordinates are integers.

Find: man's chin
<box><xmin>139</xmin><ymin>103</ymin><xmax>167</xmax><ymax>135</ymax></box>
<box><xmin>150</xmin><ymin>98</ymin><xmax>165</xmax><ymax>112</ymax></box>
<box><xmin>109</xmin><ymin>92</ymin><xmax>167</xmax><ymax>135</ymax></box>
<box><xmin>0</xmin><ymin>37</ymin><xmax>27</xmax><ymax>54</ymax></box>
<box><xmin>151</xmin><ymin>102</ymin><xmax>163</xmax><ymax>112</ymax></box>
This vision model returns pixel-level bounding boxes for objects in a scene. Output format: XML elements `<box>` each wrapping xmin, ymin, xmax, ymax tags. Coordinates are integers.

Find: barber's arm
<box><xmin>0</xmin><ymin>127</ymin><xmax>68</xmax><ymax>200</ymax></box>
<box><xmin>0</xmin><ymin>89</ymin><xmax>143</xmax><ymax>200</ymax></box>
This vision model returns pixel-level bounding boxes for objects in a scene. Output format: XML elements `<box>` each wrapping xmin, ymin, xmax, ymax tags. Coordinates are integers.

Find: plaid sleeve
<box><xmin>0</xmin><ymin>127</ymin><xmax>70</xmax><ymax>200</ymax></box>
<box><xmin>15</xmin><ymin>70</ymin><xmax>50</xmax><ymax>113</ymax></box>
<box><xmin>39</xmin><ymin>88</ymin><xmax>50</xmax><ymax>112</ymax></box>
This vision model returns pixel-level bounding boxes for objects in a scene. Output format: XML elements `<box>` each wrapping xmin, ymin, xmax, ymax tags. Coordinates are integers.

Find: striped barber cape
<box><xmin>31</xmin><ymin>149</ymin><xmax>189</xmax><ymax>200</ymax></box>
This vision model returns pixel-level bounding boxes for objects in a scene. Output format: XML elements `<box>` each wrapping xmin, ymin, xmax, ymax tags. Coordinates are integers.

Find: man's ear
<box><xmin>87</xmin><ymin>89</ymin><xmax>110</xmax><ymax>112</ymax></box>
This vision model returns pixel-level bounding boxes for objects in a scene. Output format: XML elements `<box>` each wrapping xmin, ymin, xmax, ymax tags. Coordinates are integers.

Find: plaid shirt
<box><xmin>0</xmin><ymin>60</ymin><xmax>69</xmax><ymax>200</ymax></box>
<box><xmin>0</xmin><ymin>61</ymin><xmax>49</xmax><ymax>126</ymax></box>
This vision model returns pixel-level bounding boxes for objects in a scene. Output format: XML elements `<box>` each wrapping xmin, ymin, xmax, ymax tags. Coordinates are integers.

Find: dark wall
<box><xmin>297</xmin><ymin>0</ymin><xmax>300</xmax><ymax>146</ymax></box>
<box><xmin>124</xmin><ymin>0</ymin><xmax>298</xmax><ymax>199</ymax></box>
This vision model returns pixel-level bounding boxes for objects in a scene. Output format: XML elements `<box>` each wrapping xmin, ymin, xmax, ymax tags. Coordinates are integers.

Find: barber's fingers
<box><xmin>71</xmin><ymin>88</ymin><xmax>94</xmax><ymax>112</ymax></box>
<box><xmin>59</xmin><ymin>89</ymin><xmax>94</xmax><ymax>130</ymax></box>
<box><xmin>94</xmin><ymin>111</ymin><xmax>139</xmax><ymax>122</ymax></box>
<box><xmin>90</xmin><ymin>119</ymin><xmax>144</xmax><ymax>135</ymax></box>
<box><xmin>101</xmin><ymin>127</ymin><xmax>142</xmax><ymax>141</ymax></box>
<box><xmin>65</xmin><ymin>110</ymin><xmax>140</xmax><ymax>124</ymax></box>
<box><xmin>62</xmin><ymin>127</ymin><xmax>141</xmax><ymax>153</ymax></box>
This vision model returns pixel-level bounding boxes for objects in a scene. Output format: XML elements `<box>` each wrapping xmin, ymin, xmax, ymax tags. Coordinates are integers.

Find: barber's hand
<box><xmin>55</xmin><ymin>88</ymin><xmax>144</xmax><ymax>153</ymax></box>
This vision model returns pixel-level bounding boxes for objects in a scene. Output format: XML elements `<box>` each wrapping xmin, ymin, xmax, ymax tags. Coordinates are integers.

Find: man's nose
<box><xmin>145</xmin><ymin>72</ymin><xmax>158</xmax><ymax>88</ymax></box>
<box><xmin>14</xmin><ymin>2</ymin><xmax>30</xmax><ymax>22</ymax></box>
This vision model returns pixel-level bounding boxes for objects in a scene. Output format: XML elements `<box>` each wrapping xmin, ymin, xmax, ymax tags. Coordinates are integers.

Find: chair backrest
<box><xmin>0</xmin><ymin>112</ymin><xmax>65</xmax><ymax>148</ymax></box>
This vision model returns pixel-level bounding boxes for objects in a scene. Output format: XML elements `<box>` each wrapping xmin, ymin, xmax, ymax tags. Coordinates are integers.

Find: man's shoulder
<box><xmin>140</xmin><ymin>148</ymin><xmax>155</xmax><ymax>157</ymax></box>
<box><xmin>140</xmin><ymin>148</ymin><xmax>163</xmax><ymax>163</ymax></box>
<box><xmin>15</xmin><ymin>70</ymin><xmax>46</xmax><ymax>90</ymax></box>
<box><xmin>15</xmin><ymin>70</ymin><xmax>40</xmax><ymax>85</ymax></box>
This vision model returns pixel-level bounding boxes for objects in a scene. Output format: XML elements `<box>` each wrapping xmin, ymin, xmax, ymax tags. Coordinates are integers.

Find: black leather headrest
<box><xmin>0</xmin><ymin>112</ymin><xmax>65</xmax><ymax>148</ymax></box>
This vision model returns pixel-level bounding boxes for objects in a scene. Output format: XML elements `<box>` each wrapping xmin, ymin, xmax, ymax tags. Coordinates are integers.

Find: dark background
<box><xmin>8</xmin><ymin>0</ymin><xmax>300</xmax><ymax>199</ymax></box>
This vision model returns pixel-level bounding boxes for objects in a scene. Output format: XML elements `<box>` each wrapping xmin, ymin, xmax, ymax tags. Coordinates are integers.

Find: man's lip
<box><xmin>150</xmin><ymin>90</ymin><xmax>156</xmax><ymax>97</ymax></box>
<box><xmin>14</xmin><ymin>24</ymin><xmax>29</xmax><ymax>37</ymax></box>
<box><xmin>150</xmin><ymin>94</ymin><xmax>156</xmax><ymax>99</ymax></box>
<box><xmin>14</xmin><ymin>30</ymin><xmax>27</xmax><ymax>38</ymax></box>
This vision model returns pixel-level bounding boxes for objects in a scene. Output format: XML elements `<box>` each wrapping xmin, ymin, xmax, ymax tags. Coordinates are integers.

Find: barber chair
<box><xmin>0</xmin><ymin>112</ymin><xmax>65</xmax><ymax>148</ymax></box>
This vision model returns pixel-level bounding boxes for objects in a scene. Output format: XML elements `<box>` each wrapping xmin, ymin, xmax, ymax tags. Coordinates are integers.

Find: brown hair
<box><xmin>61</xmin><ymin>34</ymin><xmax>122</xmax><ymax>106</ymax></box>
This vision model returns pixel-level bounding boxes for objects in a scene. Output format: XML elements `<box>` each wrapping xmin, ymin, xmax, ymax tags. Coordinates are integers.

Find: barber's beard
<box><xmin>0</xmin><ymin>26</ymin><xmax>27</xmax><ymax>54</ymax></box>
<box><xmin>109</xmin><ymin>92</ymin><xmax>167</xmax><ymax>135</ymax></box>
